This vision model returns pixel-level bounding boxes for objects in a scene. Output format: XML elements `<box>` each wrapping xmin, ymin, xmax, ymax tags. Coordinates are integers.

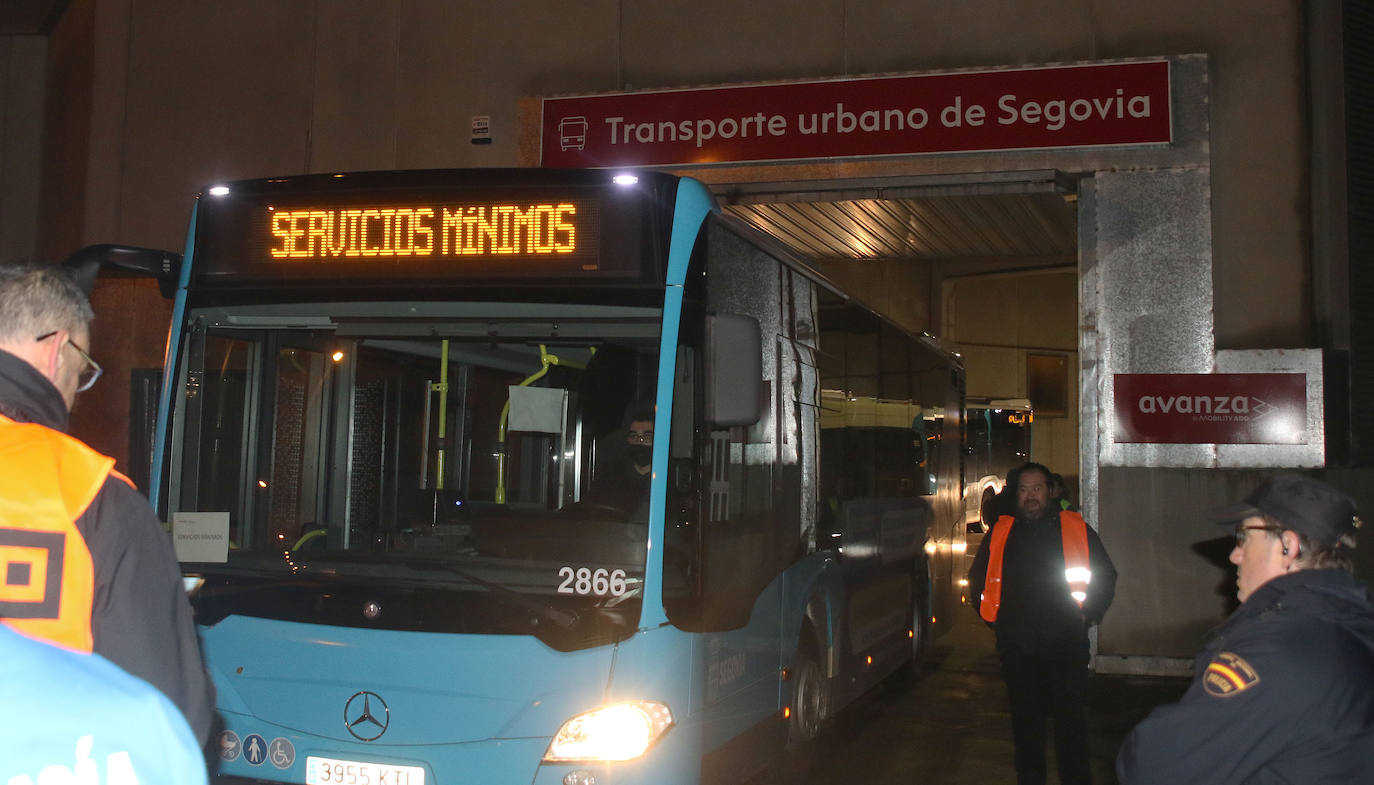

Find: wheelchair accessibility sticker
<box><xmin>235</xmin><ymin>733</ymin><xmax>295</xmax><ymax>769</ymax></box>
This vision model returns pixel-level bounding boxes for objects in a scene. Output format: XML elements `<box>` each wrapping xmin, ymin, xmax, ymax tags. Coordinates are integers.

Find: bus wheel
<box><xmin>884</xmin><ymin>585</ymin><xmax>929</xmax><ymax>691</ymax></box>
<box><xmin>778</xmin><ymin>645</ymin><xmax>825</xmax><ymax>782</ymax></box>
<box><xmin>790</xmin><ymin>649</ymin><xmax>824</xmax><ymax>745</ymax></box>
<box><xmin>909</xmin><ymin>602</ymin><xmax>926</xmax><ymax>665</ymax></box>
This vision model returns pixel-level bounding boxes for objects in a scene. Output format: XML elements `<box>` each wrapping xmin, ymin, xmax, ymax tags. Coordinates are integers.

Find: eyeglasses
<box><xmin>1234</xmin><ymin>524</ymin><xmax>1278</xmax><ymax>546</ymax></box>
<box><xmin>626</xmin><ymin>430</ymin><xmax>654</xmax><ymax>445</ymax></box>
<box><xmin>36</xmin><ymin>331</ymin><xmax>103</xmax><ymax>392</ymax></box>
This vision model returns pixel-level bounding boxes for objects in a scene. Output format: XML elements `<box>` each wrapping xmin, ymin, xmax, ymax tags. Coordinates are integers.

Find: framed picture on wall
<box><xmin>1026</xmin><ymin>353</ymin><xmax>1068</xmax><ymax>417</ymax></box>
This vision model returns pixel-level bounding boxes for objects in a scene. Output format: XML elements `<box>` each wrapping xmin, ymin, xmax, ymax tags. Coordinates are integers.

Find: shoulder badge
<box><xmin>1203</xmin><ymin>651</ymin><xmax>1261</xmax><ymax>697</ymax></box>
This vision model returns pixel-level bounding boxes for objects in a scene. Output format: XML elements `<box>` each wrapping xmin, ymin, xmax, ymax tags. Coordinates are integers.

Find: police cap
<box><xmin>1211</xmin><ymin>472</ymin><xmax>1360</xmax><ymax>549</ymax></box>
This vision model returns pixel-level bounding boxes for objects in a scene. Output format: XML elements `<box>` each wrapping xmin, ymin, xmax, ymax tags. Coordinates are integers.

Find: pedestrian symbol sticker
<box><xmin>243</xmin><ymin>734</ymin><xmax>268</xmax><ymax>765</ymax></box>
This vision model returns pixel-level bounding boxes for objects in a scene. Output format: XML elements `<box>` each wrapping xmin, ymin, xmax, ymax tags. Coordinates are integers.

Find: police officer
<box><xmin>967</xmin><ymin>462</ymin><xmax>1117</xmax><ymax>785</ymax></box>
<box><xmin>1116</xmin><ymin>473</ymin><xmax>1374</xmax><ymax>784</ymax></box>
<box><xmin>0</xmin><ymin>262</ymin><xmax>215</xmax><ymax>744</ymax></box>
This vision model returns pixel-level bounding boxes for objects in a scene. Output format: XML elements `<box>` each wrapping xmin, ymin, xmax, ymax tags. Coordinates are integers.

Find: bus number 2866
<box><xmin>557</xmin><ymin>567</ymin><xmax>627</xmax><ymax>596</ymax></box>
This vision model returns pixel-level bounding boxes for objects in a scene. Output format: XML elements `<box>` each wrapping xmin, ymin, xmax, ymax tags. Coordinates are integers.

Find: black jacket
<box><xmin>0</xmin><ymin>349</ymin><xmax>216</xmax><ymax>744</ymax></box>
<box><xmin>966</xmin><ymin>508</ymin><xmax>1117</xmax><ymax>656</ymax></box>
<box><xmin>584</xmin><ymin>454</ymin><xmax>652</xmax><ymax>521</ymax></box>
<box><xmin>1116</xmin><ymin>569</ymin><xmax>1374</xmax><ymax>785</ymax></box>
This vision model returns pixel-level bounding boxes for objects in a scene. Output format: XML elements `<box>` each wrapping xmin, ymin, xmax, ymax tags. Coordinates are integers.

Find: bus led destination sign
<box><xmin>266</xmin><ymin>201</ymin><xmax>586</xmax><ymax>262</ymax></box>
<box><xmin>194</xmin><ymin>179</ymin><xmax>636</xmax><ymax>284</ymax></box>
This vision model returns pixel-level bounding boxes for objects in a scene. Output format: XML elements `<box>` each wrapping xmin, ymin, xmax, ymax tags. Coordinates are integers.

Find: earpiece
<box><xmin>1281</xmin><ymin>547</ymin><xmax>1289</xmax><ymax>556</ymax></box>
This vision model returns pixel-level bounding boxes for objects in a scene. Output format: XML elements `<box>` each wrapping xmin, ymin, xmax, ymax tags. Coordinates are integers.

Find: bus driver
<box><xmin>584</xmin><ymin>401</ymin><xmax>655</xmax><ymax>521</ymax></box>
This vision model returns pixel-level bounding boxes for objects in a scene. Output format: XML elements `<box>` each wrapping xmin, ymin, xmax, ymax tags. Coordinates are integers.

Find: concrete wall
<box><xmin>36</xmin><ymin>0</ymin><xmax>93</xmax><ymax>262</ymax></box>
<box><xmin>16</xmin><ymin>1</ymin><xmax>1304</xmax><ymax>360</ymax></box>
<box><xmin>0</xmin><ymin>34</ymin><xmax>45</xmax><ymax>263</ymax></box>
<box><xmin>0</xmin><ymin>2</ymin><xmax>1300</xmax><ymax>344</ymax></box>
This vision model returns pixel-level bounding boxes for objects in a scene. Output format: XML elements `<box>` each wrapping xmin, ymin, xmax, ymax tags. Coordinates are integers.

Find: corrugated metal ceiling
<box><xmin>712</xmin><ymin>170</ymin><xmax>1078</xmax><ymax>263</ymax></box>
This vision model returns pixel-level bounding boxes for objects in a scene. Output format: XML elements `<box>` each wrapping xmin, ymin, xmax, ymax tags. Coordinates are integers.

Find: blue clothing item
<box><xmin>0</xmin><ymin>624</ymin><xmax>209</xmax><ymax>785</ymax></box>
<box><xmin>1117</xmin><ymin>569</ymin><xmax>1374</xmax><ymax>785</ymax></box>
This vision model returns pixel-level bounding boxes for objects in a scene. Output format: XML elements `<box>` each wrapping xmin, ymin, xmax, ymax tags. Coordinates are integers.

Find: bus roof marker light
<box><xmin>612</xmin><ymin>174</ymin><xmax>639</xmax><ymax>186</ymax></box>
<box><xmin>207</xmin><ymin>185</ymin><xmax>231</xmax><ymax>197</ymax></box>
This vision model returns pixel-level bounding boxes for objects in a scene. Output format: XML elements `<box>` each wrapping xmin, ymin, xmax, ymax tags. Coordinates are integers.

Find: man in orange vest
<box><xmin>967</xmin><ymin>461</ymin><xmax>1117</xmax><ymax>785</ymax></box>
<box><xmin>0</xmin><ymin>261</ymin><xmax>215</xmax><ymax>745</ymax></box>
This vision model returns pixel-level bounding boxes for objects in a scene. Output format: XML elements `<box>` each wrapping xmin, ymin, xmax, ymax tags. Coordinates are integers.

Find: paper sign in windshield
<box><xmin>173</xmin><ymin>511</ymin><xmax>230</xmax><ymax>563</ymax></box>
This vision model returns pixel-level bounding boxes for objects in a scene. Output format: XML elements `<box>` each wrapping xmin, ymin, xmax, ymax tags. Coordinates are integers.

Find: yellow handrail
<box><xmin>293</xmin><ymin>528</ymin><xmax>326</xmax><ymax>550</ymax></box>
<box><xmin>432</xmin><ymin>339</ymin><xmax>450</xmax><ymax>490</ymax></box>
<box><xmin>494</xmin><ymin>345</ymin><xmax>588</xmax><ymax>503</ymax></box>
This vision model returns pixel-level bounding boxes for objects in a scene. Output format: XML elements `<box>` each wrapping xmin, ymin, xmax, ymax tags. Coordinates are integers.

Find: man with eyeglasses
<box><xmin>0</xmin><ymin>262</ymin><xmax>215</xmax><ymax>748</ymax></box>
<box><xmin>1117</xmin><ymin>473</ymin><xmax>1374</xmax><ymax>784</ymax></box>
<box><xmin>583</xmin><ymin>401</ymin><xmax>656</xmax><ymax>521</ymax></box>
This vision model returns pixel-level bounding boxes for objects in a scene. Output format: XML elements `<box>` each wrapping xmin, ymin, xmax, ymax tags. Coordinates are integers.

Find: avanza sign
<box><xmin>1113</xmin><ymin>373</ymin><xmax>1308</xmax><ymax>445</ymax></box>
<box><xmin>541</xmin><ymin>60</ymin><xmax>1171</xmax><ymax>168</ymax></box>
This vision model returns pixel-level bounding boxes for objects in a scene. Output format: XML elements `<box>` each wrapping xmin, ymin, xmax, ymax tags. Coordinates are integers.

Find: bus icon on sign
<box><xmin>559</xmin><ymin>116</ymin><xmax>589</xmax><ymax>150</ymax></box>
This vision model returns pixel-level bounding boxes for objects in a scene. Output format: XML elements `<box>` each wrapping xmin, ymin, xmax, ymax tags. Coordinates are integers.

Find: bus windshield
<box><xmin>177</xmin><ymin>301</ymin><xmax>662</xmax><ymax>651</ymax></box>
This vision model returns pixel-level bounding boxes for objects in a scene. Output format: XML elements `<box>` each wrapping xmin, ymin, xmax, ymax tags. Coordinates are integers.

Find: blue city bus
<box><xmin>86</xmin><ymin>168</ymin><xmax>966</xmax><ymax>785</ymax></box>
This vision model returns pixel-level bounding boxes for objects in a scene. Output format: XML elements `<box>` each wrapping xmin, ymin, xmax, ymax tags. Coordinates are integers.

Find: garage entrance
<box><xmin>529</xmin><ymin>54</ymin><xmax>1227</xmax><ymax>668</ymax></box>
<box><xmin>709</xmin><ymin>170</ymin><xmax>1082</xmax><ymax>511</ymax></box>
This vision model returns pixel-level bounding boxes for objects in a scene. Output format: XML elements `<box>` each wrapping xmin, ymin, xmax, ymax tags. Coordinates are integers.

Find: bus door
<box><xmin>266</xmin><ymin>333</ymin><xmax>351</xmax><ymax>550</ymax></box>
<box><xmin>179</xmin><ymin>327</ymin><xmax>367</xmax><ymax>553</ymax></box>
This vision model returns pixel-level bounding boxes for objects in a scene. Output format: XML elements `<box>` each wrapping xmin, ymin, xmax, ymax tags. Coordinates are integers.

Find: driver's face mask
<box><xmin>627</xmin><ymin>428</ymin><xmax>653</xmax><ymax>467</ymax></box>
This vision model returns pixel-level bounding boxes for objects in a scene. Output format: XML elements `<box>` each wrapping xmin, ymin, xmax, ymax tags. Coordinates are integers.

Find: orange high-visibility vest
<box><xmin>979</xmin><ymin>509</ymin><xmax>1092</xmax><ymax>623</ymax></box>
<box><xmin>0</xmin><ymin>413</ymin><xmax>130</xmax><ymax>652</ymax></box>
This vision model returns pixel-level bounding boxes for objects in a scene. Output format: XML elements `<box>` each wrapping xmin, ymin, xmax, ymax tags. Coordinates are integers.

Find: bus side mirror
<box><xmin>705</xmin><ymin>313</ymin><xmax>761</xmax><ymax>427</ymax></box>
<box><xmin>62</xmin><ymin>244</ymin><xmax>182</xmax><ymax>299</ymax></box>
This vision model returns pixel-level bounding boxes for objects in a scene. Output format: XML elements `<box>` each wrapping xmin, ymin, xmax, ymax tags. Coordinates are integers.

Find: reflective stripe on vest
<box><xmin>979</xmin><ymin>510</ymin><xmax>1092</xmax><ymax>623</ymax></box>
<box><xmin>0</xmin><ymin>413</ymin><xmax>117</xmax><ymax>652</ymax></box>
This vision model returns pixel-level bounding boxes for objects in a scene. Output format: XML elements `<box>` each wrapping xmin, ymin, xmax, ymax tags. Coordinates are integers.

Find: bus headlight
<box><xmin>543</xmin><ymin>701</ymin><xmax>674</xmax><ymax>762</ymax></box>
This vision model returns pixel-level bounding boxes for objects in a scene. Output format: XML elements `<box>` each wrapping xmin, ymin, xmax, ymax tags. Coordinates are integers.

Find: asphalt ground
<box><xmin>800</xmin><ymin>616</ymin><xmax>1191</xmax><ymax>785</ymax></box>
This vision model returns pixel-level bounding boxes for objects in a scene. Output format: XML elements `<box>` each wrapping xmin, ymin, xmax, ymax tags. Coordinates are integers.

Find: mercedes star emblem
<box><xmin>343</xmin><ymin>691</ymin><xmax>390</xmax><ymax>741</ymax></box>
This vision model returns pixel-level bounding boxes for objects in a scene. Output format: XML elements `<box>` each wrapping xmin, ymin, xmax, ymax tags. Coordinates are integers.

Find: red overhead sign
<box><xmin>541</xmin><ymin>60</ymin><xmax>1171</xmax><ymax>168</ymax></box>
<box><xmin>1113</xmin><ymin>374</ymin><xmax>1308</xmax><ymax>444</ymax></box>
